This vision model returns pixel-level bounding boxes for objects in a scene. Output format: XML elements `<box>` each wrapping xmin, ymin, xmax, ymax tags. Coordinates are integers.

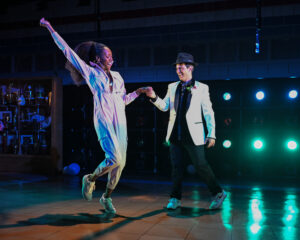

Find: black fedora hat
<box><xmin>173</xmin><ymin>52</ymin><xmax>198</xmax><ymax>66</ymax></box>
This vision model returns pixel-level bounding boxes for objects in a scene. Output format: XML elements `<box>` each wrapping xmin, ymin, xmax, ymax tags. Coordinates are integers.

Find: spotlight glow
<box><xmin>287</xmin><ymin>140</ymin><xmax>297</xmax><ymax>150</ymax></box>
<box><xmin>223</xmin><ymin>140</ymin><xmax>232</xmax><ymax>148</ymax></box>
<box><xmin>253</xmin><ymin>139</ymin><xmax>264</xmax><ymax>150</ymax></box>
<box><xmin>288</xmin><ymin>90</ymin><xmax>298</xmax><ymax>99</ymax></box>
<box><xmin>223</xmin><ymin>92</ymin><xmax>232</xmax><ymax>101</ymax></box>
<box><xmin>256</xmin><ymin>91</ymin><xmax>265</xmax><ymax>100</ymax></box>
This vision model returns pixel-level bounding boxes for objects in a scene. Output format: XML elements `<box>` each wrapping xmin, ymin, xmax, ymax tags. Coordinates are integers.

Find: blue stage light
<box><xmin>288</xmin><ymin>90</ymin><xmax>298</xmax><ymax>99</ymax></box>
<box><xmin>255</xmin><ymin>91</ymin><xmax>265</xmax><ymax>101</ymax></box>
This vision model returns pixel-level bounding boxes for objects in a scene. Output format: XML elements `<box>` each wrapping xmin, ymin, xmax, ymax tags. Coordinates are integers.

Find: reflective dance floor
<box><xmin>0</xmin><ymin>173</ymin><xmax>299</xmax><ymax>240</ymax></box>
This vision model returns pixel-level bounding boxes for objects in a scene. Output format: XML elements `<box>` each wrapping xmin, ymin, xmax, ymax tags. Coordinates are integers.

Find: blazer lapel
<box><xmin>186</xmin><ymin>91</ymin><xmax>192</xmax><ymax>110</ymax></box>
<box><xmin>186</xmin><ymin>79</ymin><xmax>196</xmax><ymax>111</ymax></box>
<box><xmin>174</xmin><ymin>82</ymin><xmax>181</xmax><ymax>112</ymax></box>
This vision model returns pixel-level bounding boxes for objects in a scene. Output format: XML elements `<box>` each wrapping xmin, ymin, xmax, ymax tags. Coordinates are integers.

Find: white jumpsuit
<box><xmin>51</xmin><ymin>32</ymin><xmax>139</xmax><ymax>189</ymax></box>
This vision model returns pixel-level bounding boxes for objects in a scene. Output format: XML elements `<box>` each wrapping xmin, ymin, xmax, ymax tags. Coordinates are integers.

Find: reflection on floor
<box><xmin>0</xmin><ymin>173</ymin><xmax>299</xmax><ymax>240</ymax></box>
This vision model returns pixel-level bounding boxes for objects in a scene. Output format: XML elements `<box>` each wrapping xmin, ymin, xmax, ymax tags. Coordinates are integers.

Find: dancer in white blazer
<box><xmin>40</xmin><ymin>18</ymin><xmax>147</xmax><ymax>214</ymax></box>
<box><xmin>146</xmin><ymin>52</ymin><xmax>227</xmax><ymax>210</ymax></box>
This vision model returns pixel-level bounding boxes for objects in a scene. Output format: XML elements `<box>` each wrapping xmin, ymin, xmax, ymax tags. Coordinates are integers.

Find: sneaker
<box><xmin>100</xmin><ymin>194</ymin><xmax>116</xmax><ymax>214</ymax></box>
<box><xmin>166</xmin><ymin>198</ymin><xmax>181</xmax><ymax>210</ymax></box>
<box><xmin>82</xmin><ymin>174</ymin><xmax>95</xmax><ymax>201</ymax></box>
<box><xmin>209</xmin><ymin>190</ymin><xmax>227</xmax><ymax>210</ymax></box>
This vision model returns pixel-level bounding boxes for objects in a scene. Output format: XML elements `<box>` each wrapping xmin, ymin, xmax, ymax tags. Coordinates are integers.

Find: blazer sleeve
<box><xmin>151</xmin><ymin>86</ymin><xmax>170</xmax><ymax>112</ymax></box>
<box><xmin>201</xmin><ymin>85</ymin><xmax>216</xmax><ymax>139</ymax></box>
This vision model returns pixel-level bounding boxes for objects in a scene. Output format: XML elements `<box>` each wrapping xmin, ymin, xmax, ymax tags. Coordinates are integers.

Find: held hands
<box><xmin>205</xmin><ymin>138</ymin><xmax>215</xmax><ymax>148</ymax></box>
<box><xmin>145</xmin><ymin>87</ymin><xmax>156</xmax><ymax>99</ymax></box>
<box><xmin>136</xmin><ymin>87</ymin><xmax>151</xmax><ymax>95</ymax></box>
<box><xmin>136</xmin><ymin>87</ymin><xmax>156</xmax><ymax>98</ymax></box>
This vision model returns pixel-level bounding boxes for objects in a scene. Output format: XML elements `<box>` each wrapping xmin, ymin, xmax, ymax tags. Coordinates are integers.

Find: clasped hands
<box><xmin>136</xmin><ymin>87</ymin><xmax>156</xmax><ymax>99</ymax></box>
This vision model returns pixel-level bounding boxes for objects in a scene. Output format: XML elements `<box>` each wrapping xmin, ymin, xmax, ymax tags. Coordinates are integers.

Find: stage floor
<box><xmin>0</xmin><ymin>173</ymin><xmax>299</xmax><ymax>240</ymax></box>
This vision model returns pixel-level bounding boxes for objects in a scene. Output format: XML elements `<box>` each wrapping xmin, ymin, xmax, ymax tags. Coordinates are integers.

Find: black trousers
<box><xmin>169</xmin><ymin>142</ymin><xmax>222</xmax><ymax>200</ymax></box>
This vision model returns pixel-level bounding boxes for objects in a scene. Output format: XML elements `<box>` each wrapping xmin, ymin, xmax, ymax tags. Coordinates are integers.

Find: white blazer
<box><xmin>152</xmin><ymin>81</ymin><xmax>216</xmax><ymax>146</ymax></box>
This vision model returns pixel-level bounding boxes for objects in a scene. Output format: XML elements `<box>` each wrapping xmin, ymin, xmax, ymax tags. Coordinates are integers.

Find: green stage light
<box><xmin>223</xmin><ymin>140</ymin><xmax>232</xmax><ymax>148</ymax></box>
<box><xmin>223</xmin><ymin>92</ymin><xmax>232</xmax><ymax>101</ymax></box>
<box><xmin>253</xmin><ymin>139</ymin><xmax>264</xmax><ymax>150</ymax></box>
<box><xmin>287</xmin><ymin>140</ymin><xmax>297</xmax><ymax>150</ymax></box>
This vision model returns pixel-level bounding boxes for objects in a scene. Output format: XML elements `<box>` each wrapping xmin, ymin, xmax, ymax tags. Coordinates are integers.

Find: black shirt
<box><xmin>170</xmin><ymin>79</ymin><xmax>195</xmax><ymax>144</ymax></box>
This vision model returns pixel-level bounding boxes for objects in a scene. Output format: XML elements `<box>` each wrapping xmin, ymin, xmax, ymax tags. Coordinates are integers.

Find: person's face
<box><xmin>97</xmin><ymin>47</ymin><xmax>113</xmax><ymax>72</ymax></box>
<box><xmin>176</xmin><ymin>63</ymin><xmax>193</xmax><ymax>82</ymax></box>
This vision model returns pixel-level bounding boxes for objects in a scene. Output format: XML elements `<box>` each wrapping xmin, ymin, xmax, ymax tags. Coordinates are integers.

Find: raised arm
<box><xmin>40</xmin><ymin>18</ymin><xmax>94</xmax><ymax>83</ymax></box>
<box><xmin>40</xmin><ymin>18</ymin><xmax>55</xmax><ymax>34</ymax></box>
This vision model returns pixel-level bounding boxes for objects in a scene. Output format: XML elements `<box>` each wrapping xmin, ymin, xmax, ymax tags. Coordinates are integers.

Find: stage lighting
<box><xmin>255</xmin><ymin>91</ymin><xmax>265</xmax><ymax>101</ymax></box>
<box><xmin>223</xmin><ymin>140</ymin><xmax>232</xmax><ymax>148</ymax></box>
<box><xmin>253</xmin><ymin>139</ymin><xmax>264</xmax><ymax>150</ymax></box>
<box><xmin>288</xmin><ymin>90</ymin><xmax>298</xmax><ymax>99</ymax></box>
<box><xmin>223</xmin><ymin>92</ymin><xmax>231</xmax><ymax>101</ymax></box>
<box><xmin>287</xmin><ymin>140</ymin><xmax>298</xmax><ymax>150</ymax></box>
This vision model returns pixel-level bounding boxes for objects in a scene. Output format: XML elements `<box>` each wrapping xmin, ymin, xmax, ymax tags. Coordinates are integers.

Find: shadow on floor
<box><xmin>0</xmin><ymin>212</ymin><xmax>115</xmax><ymax>228</ymax></box>
<box><xmin>0</xmin><ymin>208</ymin><xmax>166</xmax><ymax>229</ymax></box>
<box><xmin>0</xmin><ymin>207</ymin><xmax>217</xmax><ymax>239</ymax></box>
<box><xmin>0</xmin><ymin>209</ymin><xmax>165</xmax><ymax>239</ymax></box>
<box><xmin>80</xmin><ymin>207</ymin><xmax>218</xmax><ymax>240</ymax></box>
<box><xmin>80</xmin><ymin>208</ymin><xmax>166</xmax><ymax>240</ymax></box>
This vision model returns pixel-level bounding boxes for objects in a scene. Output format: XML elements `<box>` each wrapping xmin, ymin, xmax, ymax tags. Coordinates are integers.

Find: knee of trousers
<box><xmin>106</xmin><ymin>150</ymin><xmax>124</xmax><ymax>164</ymax></box>
<box><xmin>106</xmin><ymin>156</ymin><xmax>122</xmax><ymax>169</ymax></box>
<box><xmin>195</xmin><ymin>163</ymin><xmax>211</xmax><ymax>169</ymax></box>
<box><xmin>94</xmin><ymin>156</ymin><xmax>122</xmax><ymax>176</ymax></box>
<box><xmin>194</xmin><ymin>164</ymin><xmax>214</xmax><ymax>174</ymax></box>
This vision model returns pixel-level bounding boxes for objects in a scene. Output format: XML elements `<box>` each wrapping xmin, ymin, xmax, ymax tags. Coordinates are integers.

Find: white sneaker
<box><xmin>167</xmin><ymin>198</ymin><xmax>181</xmax><ymax>210</ymax></box>
<box><xmin>82</xmin><ymin>174</ymin><xmax>95</xmax><ymax>201</ymax></box>
<box><xmin>209</xmin><ymin>190</ymin><xmax>227</xmax><ymax>210</ymax></box>
<box><xmin>100</xmin><ymin>194</ymin><xmax>116</xmax><ymax>214</ymax></box>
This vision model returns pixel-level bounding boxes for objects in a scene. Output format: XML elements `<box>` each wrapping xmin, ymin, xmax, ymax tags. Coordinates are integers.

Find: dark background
<box><xmin>63</xmin><ymin>78</ymin><xmax>300</xmax><ymax>181</ymax></box>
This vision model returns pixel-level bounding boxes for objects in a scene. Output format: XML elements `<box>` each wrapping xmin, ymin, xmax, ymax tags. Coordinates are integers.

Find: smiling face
<box><xmin>96</xmin><ymin>47</ymin><xmax>114</xmax><ymax>72</ymax></box>
<box><xmin>176</xmin><ymin>63</ymin><xmax>193</xmax><ymax>82</ymax></box>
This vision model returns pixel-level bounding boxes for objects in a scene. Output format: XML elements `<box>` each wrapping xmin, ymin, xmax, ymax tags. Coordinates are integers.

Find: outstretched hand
<box><xmin>145</xmin><ymin>87</ymin><xmax>156</xmax><ymax>99</ymax></box>
<box><xmin>40</xmin><ymin>17</ymin><xmax>55</xmax><ymax>33</ymax></box>
<box><xmin>39</xmin><ymin>17</ymin><xmax>49</xmax><ymax>27</ymax></box>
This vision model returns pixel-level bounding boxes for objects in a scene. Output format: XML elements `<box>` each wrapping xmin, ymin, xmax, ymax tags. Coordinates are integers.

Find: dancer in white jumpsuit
<box><xmin>40</xmin><ymin>18</ymin><xmax>147</xmax><ymax>213</ymax></box>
